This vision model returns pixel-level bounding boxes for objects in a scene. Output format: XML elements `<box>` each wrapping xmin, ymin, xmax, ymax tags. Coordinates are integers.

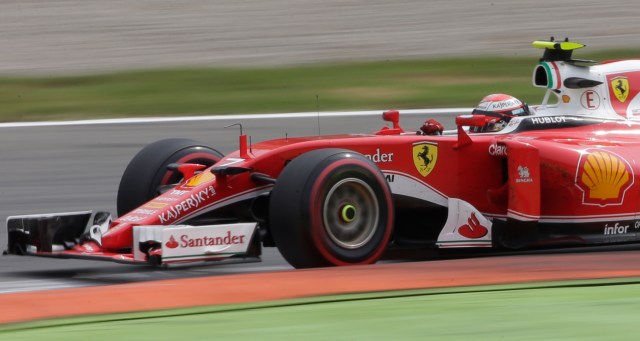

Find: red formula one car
<box><xmin>7</xmin><ymin>39</ymin><xmax>640</xmax><ymax>268</ymax></box>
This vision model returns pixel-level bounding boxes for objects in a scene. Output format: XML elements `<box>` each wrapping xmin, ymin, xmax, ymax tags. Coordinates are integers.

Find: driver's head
<box><xmin>470</xmin><ymin>94</ymin><xmax>530</xmax><ymax>132</ymax></box>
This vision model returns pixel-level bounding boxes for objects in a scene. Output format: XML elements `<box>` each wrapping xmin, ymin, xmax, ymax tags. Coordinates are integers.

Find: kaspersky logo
<box><xmin>575</xmin><ymin>149</ymin><xmax>634</xmax><ymax>206</ymax></box>
<box><xmin>413</xmin><ymin>142</ymin><xmax>438</xmax><ymax>177</ymax></box>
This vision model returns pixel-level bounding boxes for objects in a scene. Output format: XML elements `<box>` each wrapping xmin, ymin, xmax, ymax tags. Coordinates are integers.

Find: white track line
<box><xmin>0</xmin><ymin>108</ymin><xmax>471</xmax><ymax>128</ymax></box>
<box><xmin>0</xmin><ymin>280</ymin><xmax>90</xmax><ymax>294</ymax></box>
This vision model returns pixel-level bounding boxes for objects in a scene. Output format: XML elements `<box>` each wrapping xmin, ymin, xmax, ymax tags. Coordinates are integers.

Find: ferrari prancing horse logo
<box><xmin>413</xmin><ymin>142</ymin><xmax>438</xmax><ymax>177</ymax></box>
<box><xmin>611</xmin><ymin>76</ymin><xmax>629</xmax><ymax>103</ymax></box>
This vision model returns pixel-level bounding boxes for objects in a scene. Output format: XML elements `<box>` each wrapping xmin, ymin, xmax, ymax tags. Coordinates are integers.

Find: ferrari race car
<box><xmin>7</xmin><ymin>39</ymin><xmax>640</xmax><ymax>268</ymax></box>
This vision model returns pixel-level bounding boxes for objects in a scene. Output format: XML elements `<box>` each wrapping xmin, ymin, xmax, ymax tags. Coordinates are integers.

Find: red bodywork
<box><xmin>95</xmin><ymin>115</ymin><xmax>640</xmax><ymax>255</ymax></box>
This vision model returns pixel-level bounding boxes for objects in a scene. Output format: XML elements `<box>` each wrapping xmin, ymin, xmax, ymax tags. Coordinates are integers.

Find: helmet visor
<box><xmin>471</xmin><ymin>105</ymin><xmax>529</xmax><ymax>118</ymax></box>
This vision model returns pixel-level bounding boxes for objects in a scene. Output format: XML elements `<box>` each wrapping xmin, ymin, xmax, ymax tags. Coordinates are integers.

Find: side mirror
<box><xmin>455</xmin><ymin>114</ymin><xmax>489</xmax><ymax>128</ymax></box>
<box><xmin>376</xmin><ymin>110</ymin><xmax>405</xmax><ymax>135</ymax></box>
<box><xmin>382</xmin><ymin>110</ymin><xmax>401</xmax><ymax>129</ymax></box>
<box><xmin>454</xmin><ymin>114</ymin><xmax>490</xmax><ymax>148</ymax></box>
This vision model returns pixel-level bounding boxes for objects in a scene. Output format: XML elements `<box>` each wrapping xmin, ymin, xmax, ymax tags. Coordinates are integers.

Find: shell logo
<box><xmin>575</xmin><ymin>149</ymin><xmax>634</xmax><ymax>206</ymax></box>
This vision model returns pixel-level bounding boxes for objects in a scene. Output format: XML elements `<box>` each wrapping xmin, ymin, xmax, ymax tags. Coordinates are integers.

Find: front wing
<box><xmin>5</xmin><ymin>211</ymin><xmax>261</xmax><ymax>266</ymax></box>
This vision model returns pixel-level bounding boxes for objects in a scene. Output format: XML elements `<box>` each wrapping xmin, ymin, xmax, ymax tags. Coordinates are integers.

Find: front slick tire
<box><xmin>269</xmin><ymin>149</ymin><xmax>394</xmax><ymax>269</ymax></box>
<box><xmin>117</xmin><ymin>138</ymin><xmax>223</xmax><ymax>217</ymax></box>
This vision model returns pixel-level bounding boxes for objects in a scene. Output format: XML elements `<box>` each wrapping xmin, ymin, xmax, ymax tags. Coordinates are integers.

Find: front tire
<box><xmin>269</xmin><ymin>149</ymin><xmax>394</xmax><ymax>268</ymax></box>
<box><xmin>117</xmin><ymin>138</ymin><xmax>223</xmax><ymax>216</ymax></box>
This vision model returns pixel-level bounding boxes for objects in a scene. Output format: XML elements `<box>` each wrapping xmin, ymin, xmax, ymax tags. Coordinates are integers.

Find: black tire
<box><xmin>117</xmin><ymin>138</ymin><xmax>223</xmax><ymax>217</ymax></box>
<box><xmin>269</xmin><ymin>148</ymin><xmax>394</xmax><ymax>268</ymax></box>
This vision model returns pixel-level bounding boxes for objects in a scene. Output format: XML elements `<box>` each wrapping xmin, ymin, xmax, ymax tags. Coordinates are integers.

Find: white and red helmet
<box><xmin>470</xmin><ymin>94</ymin><xmax>530</xmax><ymax>132</ymax></box>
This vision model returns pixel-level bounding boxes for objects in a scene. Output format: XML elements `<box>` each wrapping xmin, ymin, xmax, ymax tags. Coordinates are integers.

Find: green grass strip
<box><xmin>1</xmin><ymin>49</ymin><xmax>638</xmax><ymax>122</ymax></box>
<box><xmin>3</xmin><ymin>277</ymin><xmax>640</xmax><ymax>340</ymax></box>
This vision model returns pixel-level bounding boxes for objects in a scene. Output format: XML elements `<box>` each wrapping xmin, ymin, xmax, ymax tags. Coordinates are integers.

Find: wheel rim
<box><xmin>323</xmin><ymin>178</ymin><xmax>379</xmax><ymax>249</ymax></box>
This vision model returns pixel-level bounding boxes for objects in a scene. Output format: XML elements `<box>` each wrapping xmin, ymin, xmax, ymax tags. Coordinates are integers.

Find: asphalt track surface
<box><xmin>2</xmin><ymin>0</ymin><xmax>640</xmax><ymax>75</ymax></box>
<box><xmin>0</xmin><ymin>111</ymin><xmax>457</xmax><ymax>294</ymax></box>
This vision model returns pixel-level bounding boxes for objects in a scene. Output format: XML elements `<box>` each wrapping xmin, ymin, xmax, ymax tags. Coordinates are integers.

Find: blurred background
<box><xmin>1</xmin><ymin>0</ymin><xmax>640</xmax><ymax>120</ymax></box>
<box><xmin>3</xmin><ymin>2</ymin><xmax>640</xmax><ymax>324</ymax></box>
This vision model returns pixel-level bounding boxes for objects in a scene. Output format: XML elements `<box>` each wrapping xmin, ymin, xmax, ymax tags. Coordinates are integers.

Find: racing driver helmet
<box><xmin>470</xmin><ymin>94</ymin><xmax>530</xmax><ymax>132</ymax></box>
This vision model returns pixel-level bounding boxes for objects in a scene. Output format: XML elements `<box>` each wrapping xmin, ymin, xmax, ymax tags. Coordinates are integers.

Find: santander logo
<box><xmin>165</xmin><ymin>235</ymin><xmax>179</xmax><ymax>249</ymax></box>
<box><xmin>458</xmin><ymin>213</ymin><xmax>488</xmax><ymax>239</ymax></box>
<box><xmin>165</xmin><ymin>231</ymin><xmax>246</xmax><ymax>249</ymax></box>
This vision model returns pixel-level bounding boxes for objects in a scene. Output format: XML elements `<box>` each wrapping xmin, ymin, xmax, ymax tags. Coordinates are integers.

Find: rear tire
<box><xmin>269</xmin><ymin>149</ymin><xmax>394</xmax><ymax>268</ymax></box>
<box><xmin>117</xmin><ymin>138</ymin><xmax>223</xmax><ymax>216</ymax></box>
